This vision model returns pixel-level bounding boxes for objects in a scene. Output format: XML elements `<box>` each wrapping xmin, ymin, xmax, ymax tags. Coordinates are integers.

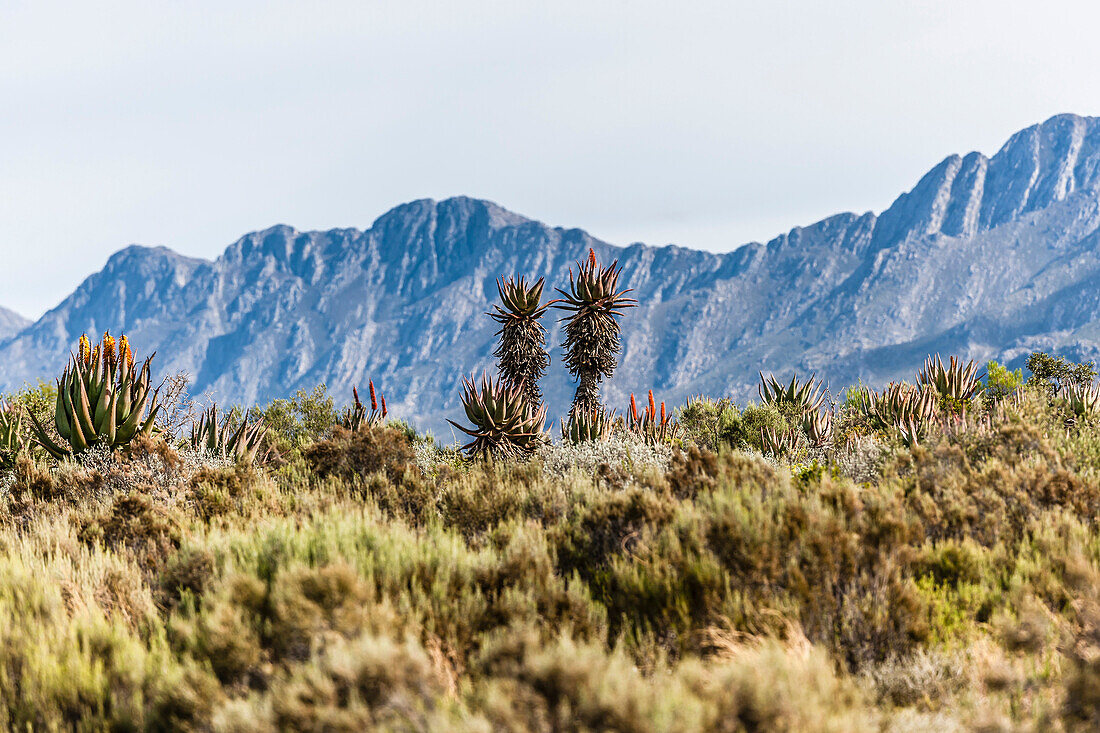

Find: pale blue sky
<box><xmin>3</xmin><ymin>1</ymin><xmax>1100</xmax><ymax>318</ymax></box>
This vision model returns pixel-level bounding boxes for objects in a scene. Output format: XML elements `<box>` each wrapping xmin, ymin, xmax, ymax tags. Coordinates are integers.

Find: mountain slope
<box><xmin>4</xmin><ymin>114</ymin><xmax>1100</xmax><ymax>434</ymax></box>
<box><xmin>0</xmin><ymin>307</ymin><xmax>29</xmax><ymax>343</ymax></box>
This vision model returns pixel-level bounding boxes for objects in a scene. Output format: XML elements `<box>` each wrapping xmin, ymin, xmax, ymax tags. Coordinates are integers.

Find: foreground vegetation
<box><xmin>0</xmin><ymin>359</ymin><xmax>1098</xmax><ymax>730</ymax></box>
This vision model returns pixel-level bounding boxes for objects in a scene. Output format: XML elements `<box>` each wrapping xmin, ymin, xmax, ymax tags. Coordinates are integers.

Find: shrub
<box><xmin>302</xmin><ymin>425</ymin><xmax>416</xmax><ymax>484</ymax></box>
<box><xmin>719</xmin><ymin>401</ymin><xmax>788</xmax><ymax>452</ymax></box>
<box><xmin>251</xmin><ymin>383</ymin><xmax>340</xmax><ymax>453</ymax></box>
<box><xmin>6</xmin><ymin>363</ymin><xmax>1100</xmax><ymax>729</ymax></box>
<box><xmin>984</xmin><ymin>360</ymin><xmax>1024</xmax><ymax>402</ymax></box>
<box><xmin>1026</xmin><ymin>351</ymin><xmax>1097</xmax><ymax>393</ymax></box>
<box><xmin>677</xmin><ymin>396</ymin><xmax>738</xmax><ymax>452</ymax></box>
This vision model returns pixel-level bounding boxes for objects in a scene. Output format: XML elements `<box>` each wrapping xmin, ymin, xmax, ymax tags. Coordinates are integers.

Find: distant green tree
<box><xmin>719</xmin><ymin>401</ymin><xmax>788</xmax><ymax>453</ymax></box>
<box><xmin>983</xmin><ymin>360</ymin><xmax>1024</xmax><ymax>401</ymax></box>
<box><xmin>248</xmin><ymin>384</ymin><xmax>340</xmax><ymax>452</ymax></box>
<box><xmin>1025</xmin><ymin>352</ymin><xmax>1097</xmax><ymax>393</ymax></box>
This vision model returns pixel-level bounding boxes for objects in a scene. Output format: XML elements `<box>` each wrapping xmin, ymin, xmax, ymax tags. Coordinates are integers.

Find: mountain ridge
<box><xmin>4</xmin><ymin>114</ymin><xmax>1100</xmax><ymax>434</ymax></box>
<box><xmin>0</xmin><ymin>307</ymin><xmax>28</xmax><ymax>343</ymax></box>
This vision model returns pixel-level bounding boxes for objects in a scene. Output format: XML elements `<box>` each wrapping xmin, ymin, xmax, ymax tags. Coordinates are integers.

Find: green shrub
<box><xmin>984</xmin><ymin>360</ymin><xmax>1024</xmax><ymax>401</ymax></box>
<box><xmin>719</xmin><ymin>401</ymin><xmax>789</xmax><ymax>452</ymax></box>
<box><xmin>1026</xmin><ymin>351</ymin><xmax>1097</xmax><ymax>393</ymax></box>
<box><xmin>251</xmin><ymin>383</ymin><xmax>341</xmax><ymax>453</ymax></box>
<box><xmin>677</xmin><ymin>396</ymin><xmax>739</xmax><ymax>452</ymax></box>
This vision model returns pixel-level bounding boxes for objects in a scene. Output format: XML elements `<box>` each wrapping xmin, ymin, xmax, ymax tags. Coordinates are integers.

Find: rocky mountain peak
<box><xmin>870</xmin><ymin>114</ymin><xmax>1100</xmax><ymax>251</ymax></box>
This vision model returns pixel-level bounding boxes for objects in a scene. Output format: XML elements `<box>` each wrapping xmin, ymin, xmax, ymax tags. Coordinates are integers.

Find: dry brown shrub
<box><xmin>666</xmin><ymin>444</ymin><xmax>720</xmax><ymax>499</ymax></box>
<box><xmin>6</xmin><ymin>455</ymin><xmax>102</xmax><ymax>510</ymax></box>
<box><xmin>302</xmin><ymin>425</ymin><xmax>415</xmax><ymax>484</ymax></box>
<box><xmin>157</xmin><ymin>547</ymin><xmax>217</xmax><ymax>611</ymax></box>
<box><xmin>553</xmin><ymin>486</ymin><xmax>678</xmax><ymax>581</ymax></box>
<box><xmin>187</xmin><ymin>462</ymin><xmax>278</xmax><ymax>523</ymax></box>
<box><xmin>76</xmin><ymin>490</ymin><xmax>183</xmax><ymax>575</ymax></box>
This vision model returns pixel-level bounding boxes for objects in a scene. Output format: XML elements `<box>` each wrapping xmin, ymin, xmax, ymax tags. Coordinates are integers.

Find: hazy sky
<box><xmin>4</xmin><ymin>1</ymin><xmax>1100</xmax><ymax>318</ymax></box>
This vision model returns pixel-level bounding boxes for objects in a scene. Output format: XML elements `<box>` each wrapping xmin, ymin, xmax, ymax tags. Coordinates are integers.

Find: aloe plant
<box><xmin>29</xmin><ymin>333</ymin><xmax>161</xmax><ymax>458</ymax></box>
<box><xmin>760</xmin><ymin>425</ymin><xmax>800</xmax><ymax>458</ymax></box>
<box><xmin>0</xmin><ymin>401</ymin><xmax>28</xmax><ymax>470</ymax></box>
<box><xmin>896</xmin><ymin>416</ymin><xmax>924</xmax><ymax>449</ymax></box>
<box><xmin>859</xmin><ymin>382</ymin><xmax>937</xmax><ymax>433</ymax></box>
<box><xmin>562</xmin><ymin>406</ymin><xmax>616</xmax><ymax>444</ymax></box>
<box><xmin>340</xmin><ymin>382</ymin><xmax>388</xmax><ymax>432</ymax></box>
<box><xmin>800</xmin><ymin>409</ymin><xmax>833</xmax><ymax>448</ymax></box>
<box><xmin>191</xmin><ymin>404</ymin><xmax>268</xmax><ymax>464</ymax></box>
<box><xmin>758</xmin><ymin>372</ymin><xmax>826</xmax><ymax>416</ymax></box>
<box><xmin>490</xmin><ymin>276</ymin><xmax>551</xmax><ymax>408</ymax></box>
<box><xmin>449</xmin><ymin>374</ymin><xmax>547</xmax><ymax>460</ymax></box>
<box><xmin>627</xmin><ymin>390</ymin><xmax>679</xmax><ymax>445</ymax></box>
<box><xmin>917</xmin><ymin>355</ymin><xmax>983</xmax><ymax>407</ymax></box>
<box><xmin>554</xmin><ymin>249</ymin><xmax>637</xmax><ymax>415</ymax></box>
<box><xmin>1064</xmin><ymin>382</ymin><xmax>1100</xmax><ymax>418</ymax></box>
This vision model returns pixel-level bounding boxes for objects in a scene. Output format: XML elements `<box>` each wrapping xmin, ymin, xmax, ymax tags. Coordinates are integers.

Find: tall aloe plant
<box><xmin>627</xmin><ymin>390</ymin><xmax>679</xmax><ymax>445</ymax></box>
<box><xmin>489</xmin><ymin>276</ymin><xmax>551</xmax><ymax>409</ymax></box>
<box><xmin>554</xmin><ymin>249</ymin><xmax>637</xmax><ymax>416</ymax></box>
<box><xmin>340</xmin><ymin>382</ymin><xmax>388</xmax><ymax>432</ymax></box>
<box><xmin>29</xmin><ymin>333</ymin><xmax>161</xmax><ymax>458</ymax></box>
<box><xmin>758</xmin><ymin>372</ymin><xmax>826</xmax><ymax>415</ymax></box>
<box><xmin>917</xmin><ymin>354</ymin><xmax>983</xmax><ymax>410</ymax></box>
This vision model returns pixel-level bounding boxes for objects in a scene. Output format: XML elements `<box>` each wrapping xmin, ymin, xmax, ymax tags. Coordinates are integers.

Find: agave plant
<box><xmin>29</xmin><ymin>333</ymin><xmax>161</xmax><ymax>458</ymax></box>
<box><xmin>758</xmin><ymin>372</ymin><xmax>826</xmax><ymax>416</ymax></box>
<box><xmin>627</xmin><ymin>390</ymin><xmax>680</xmax><ymax>445</ymax></box>
<box><xmin>1064</xmin><ymin>382</ymin><xmax>1100</xmax><ymax>418</ymax></box>
<box><xmin>553</xmin><ymin>249</ymin><xmax>637</xmax><ymax>415</ymax></box>
<box><xmin>917</xmin><ymin>355</ymin><xmax>983</xmax><ymax>407</ymax></box>
<box><xmin>561</xmin><ymin>406</ymin><xmax>616</xmax><ymax>444</ymax></box>
<box><xmin>860</xmin><ymin>382</ymin><xmax>938</xmax><ymax>433</ymax></box>
<box><xmin>801</xmin><ymin>409</ymin><xmax>833</xmax><ymax>448</ymax></box>
<box><xmin>449</xmin><ymin>374</ymin><xmax>547</xmax><ymax>460</ymax></box>
<box><xmin>340</xmin><ymin>382</ymin><xmax>388</xmax><ymax>431</ymax></box>
<box><xmin>760</xmin><ymin>426</ymin><xmax>800</xmax><ymax>458</ymax></box>
<box><xmin>896</xmin><ymin>416</ymin><xmax>924</xmax><ymax>449</ymax></box>
<box><xmin>191</xmin><ymin>404</ymin><xmax>268</xmax><ymax>464</ymax></box>
<box><xmin>0</xmin><ymin>401</ymin><xmax>28</xmax><ymax>469</ymax></box>
<box><xmin>490</xmin><ymin>276</ymin><xmax>551</xmax><ymax>408</ymax></box>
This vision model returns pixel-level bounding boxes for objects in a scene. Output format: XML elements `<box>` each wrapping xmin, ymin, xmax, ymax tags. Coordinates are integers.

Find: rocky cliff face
<box><xmin>3</xmin><ymin>114</ymin><xmax>1100</xmax><ymax>434</ymax></box>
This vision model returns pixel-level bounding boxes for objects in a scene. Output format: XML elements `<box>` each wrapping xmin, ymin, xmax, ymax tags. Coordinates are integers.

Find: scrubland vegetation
<box><xmin>2</xmin><ymin>251</ymin><xmax>1100</xmax><ymax>730</ymax></box>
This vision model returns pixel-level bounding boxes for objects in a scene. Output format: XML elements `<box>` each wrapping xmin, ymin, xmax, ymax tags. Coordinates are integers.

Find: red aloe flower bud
<box><xmin>648</xmin><ymin>390</ymin><xmax>656</xmax><ymax>419</ymax></box>
<box><xmin>588</xmin><ymin>248</ymin><xmax>597</xmax><ymax>269</ymax></box>
<box><xmin>381</xmin><ymin>394</ymin><xmax>388</xmax><ymax>418</ymax></box>
<box><xmin>660</xmin><ymin>402</ymin><xmax>666</xmax><ymax>424</ymax></box>
<box><xmin>629</xmin><ymin>393</ymin><xmax>638</xmax><ymax>423</ymax></box>
<box><xmin>369</xmin><ymin>380</ymin><xmax>378</xmax><ymax>411</ymax></box>
<box><xmin>352</xmin><ymin>386</ymin><xmax>360</xmax><ymax>407</ymax></box>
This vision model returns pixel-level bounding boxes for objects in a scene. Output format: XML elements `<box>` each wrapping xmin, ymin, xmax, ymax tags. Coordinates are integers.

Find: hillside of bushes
<box><xmin>0</xmin><ymin>346</ymin><xmax>1098</xmax><ymax>731</ymax></box>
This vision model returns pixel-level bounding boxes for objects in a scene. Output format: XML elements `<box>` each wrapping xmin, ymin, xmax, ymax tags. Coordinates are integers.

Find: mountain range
<box><xmin>3</xmin><ymin>113</ymin><xmax>1100</xmax><ymax>435</ymax></box>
